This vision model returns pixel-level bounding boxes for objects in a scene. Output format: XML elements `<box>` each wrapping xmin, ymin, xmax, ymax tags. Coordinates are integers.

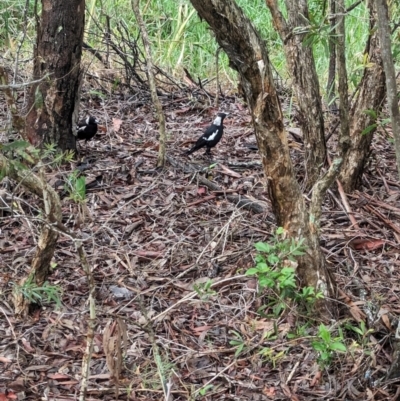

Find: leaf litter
<box><xmin>0</xmin><ymin>83</ymin><xmax>400</xmax><ymax>400</ymax></box>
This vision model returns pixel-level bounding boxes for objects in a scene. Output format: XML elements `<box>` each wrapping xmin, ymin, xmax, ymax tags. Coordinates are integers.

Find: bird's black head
<box><xmin>213</xmin><ymin>112</ymin><xmax>228</xmax><ymax>126</ymax></box>
<box><xmin>87</xmin><ymin>116</ymin><xmax>99</xmax><ymax>125</ymax></box>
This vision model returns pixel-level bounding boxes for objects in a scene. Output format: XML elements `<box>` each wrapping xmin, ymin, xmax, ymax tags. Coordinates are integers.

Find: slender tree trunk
<box><xmin>131</xmin><ymin>0</ymin><xmax>166</xmax><ymax>167</ymax></box>
<box><xmin>376</xmin><ymin>0</ymin><xmax>400</xmax><ymax>179</ymax></box>
<box><xmin>189</xmin><ymin>0</ymin><xmax>337</xmax><ymax>312</ymax></box>
<box><xmin>336</xmin><ymin>0</ymin><xmax>350</xmax><ymax>142</ymax></box>
<box><xmin>0</xmin><ymin>154</ymin><xmax>62</xmax><ymax>317</ymax></box>
<box><xmin>339</xmin><ymin>1</ymin><xmax>386</xmax><ymax>191</ymax></box>
<box><xmin>265</xmin><ymin>0</ymin><xmax>327</xmax><ymax>188</ymax></box>
<box><xmin>26</xmin><ymin>0</ymin><xmax>85</xmax><ymax>150</ymax></box>
<box><xmin>326</xmin><ymin>0</ymin><xmax>337</xmax><ymax>111</ymax></box>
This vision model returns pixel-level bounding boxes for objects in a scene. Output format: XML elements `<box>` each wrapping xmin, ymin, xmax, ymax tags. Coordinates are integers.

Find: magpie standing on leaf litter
<box><xmin>185</xmin><ymin>112</ymin><xmax>228</xmax><ymax>156</ymax></box>
<box><xmin>76</xmin><ymin>116</ymin><xmax>99</xmax><ymax>142</ymax></box>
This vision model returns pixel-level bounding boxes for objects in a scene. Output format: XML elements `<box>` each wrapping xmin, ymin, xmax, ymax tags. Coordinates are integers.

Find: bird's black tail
<box><xmin>185</xmin><ymin>146</ymin><xmax>196</xmax><ymax>156</ymax></box>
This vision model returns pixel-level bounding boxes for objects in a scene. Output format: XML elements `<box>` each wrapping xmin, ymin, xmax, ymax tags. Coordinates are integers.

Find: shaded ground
<box><xmin>1</xmin><ymin>80</ymin><xmax>400</xmax><ymax>400</ymax></box>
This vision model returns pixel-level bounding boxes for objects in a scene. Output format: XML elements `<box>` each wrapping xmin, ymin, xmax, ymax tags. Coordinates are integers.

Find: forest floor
<box><xmin>1</xmin><ymin>78</ymin><xmax>400</xmax><ymax>401</ymax></box>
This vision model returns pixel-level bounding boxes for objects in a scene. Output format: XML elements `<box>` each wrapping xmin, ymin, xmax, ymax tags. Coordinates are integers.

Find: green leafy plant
<box><xmin>198</xmin><ymin>384</ymin><xmax>213</xmax><ymax>396</ymax></box>
<box><xmin>229</xmin><ymin>330</ymin><xmax>247</xmax><ymax>358</ymax></box>
<box><xmin>12</xmin><ymin>278</ymin><xmax>62</xmax><ymax>308</ymax></box>
<box><xmin>258</xmin><ymin>347</ymin><xmax>286</xmax><ymax>368</ymax></box>
<box><xmin>0</xmin><ymin>141</ymin><xmax>74</xmax><ymax>176</ymax></box>
<box><xmin>311</xmin><ymin>324</ymin><xmax>346</xmax><ymax>367</ymax></box>
<box><xmin>287</xmin><ymin>322</ymin><xmax>311</xmax><ymax>339</ymax></box>
<box><xmin>193</xmin><ymin>279</ymin><xmax>216</xmax><ymax>301</ymax></box>
<box><xmin>246</xmin><ymin>227</ymin><xmax>322</xmax><ymax>316</ymax></box>
<box><xmin>64</xmin><ymin>170</ymin><xmax>86</xmax><ymax>202</ymax></box>
<box><xmin>344</xmin><ymin>320</ymin><xmax>374</xmax><ymax>348</ymax></box>
<box><xmin>361</xmin><ymin>109</ymin><xmax>392</xmax><ymax>136</ymax></box>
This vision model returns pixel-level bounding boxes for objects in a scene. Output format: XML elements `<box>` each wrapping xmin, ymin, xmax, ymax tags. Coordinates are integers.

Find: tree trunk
<box><xmin>0</xmin><ymin>154</ymin><xmax>62</xmax><ymax>317</ymax></box>
<box><xmin>189</xmin><ymin>0</ymin><xmax>336</xmax><ymax>310</ymax></box>
<box><xmin>336</xmin><ymin>0</ymin><xmax>350</xmax><ymax>143</ymax></box>
<box><xmin>326</xmin><ymin>0</ymin><xmax>337</xmax><ymax>111</ymax></box>
<box><xmin>26</xmin><ymin>0</ymin><xmax>85</xmax><ymax>150</ymax></box>
<box><xmin>339</xmin><ymin>1</ymin><xmax>386</xmax><ymax>191</ymax></box>
<box><xmin>376</xmin><ymin>0</ymin><xmax>400</xmax><ymax>179</ymax></box>
<box><xmin>265</xmin><ymin>0</ymin><xmax>327</xmax><ymax>188</ymax></box>
<box><xmin>132</xmin><ymin>0</ymin><xmax>166</xmax><ymax>168</ymax></box>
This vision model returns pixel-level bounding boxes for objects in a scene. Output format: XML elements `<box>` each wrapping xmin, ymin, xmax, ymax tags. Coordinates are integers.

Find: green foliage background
<box><xmin>1</xmin><ymin>0</ymin><xmax>399</xmax><ymax>93</ymax></box>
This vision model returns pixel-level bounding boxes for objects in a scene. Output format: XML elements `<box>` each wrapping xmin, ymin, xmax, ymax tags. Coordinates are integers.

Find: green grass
<box><xmin>0</xmin><ymin>0</ymin><xmax>377</xmax><ymax>93</ymax></box>
<box><xmin>81</xmin><ymin>0</ymin><xmax>371</xmax><ymax>92</ymax></box>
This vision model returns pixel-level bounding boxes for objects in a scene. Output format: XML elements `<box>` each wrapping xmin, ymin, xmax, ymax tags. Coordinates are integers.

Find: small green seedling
<box><xmin>13</xmin><ymin>278</ymin><xmax>62</xmax><ymax>309</ymax></box>
<box><xmin>193</xmin><ymin>279</ymin><xmax>216</xmax><ymax>301</ymax></box>
<box><xmin>311</xmin><ymin>324</ymin><xmax>346</xmax><ymax>367</ymax></box>
<box><xmin>64</xmin><ymin>170</ymin><xmax>86</xmax><ymax>202</ymax></box>
<box><xmin>246</xmin><ymin>227</ymin><xmax>322</xmax><ymax>316</ymax></box>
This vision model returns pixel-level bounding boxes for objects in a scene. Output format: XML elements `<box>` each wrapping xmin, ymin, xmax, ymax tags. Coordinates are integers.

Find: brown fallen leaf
<box><xmin>381</xmin><ymin>313</ymin><xmax>392</xmax><ymax>331</ymax></box>
<box><xmin>21</xmin><ymin>338</ymin><xmax>35</xmax><ymax>353</ymax></box>
<box><xmin>263</xmin><ymin>386</ymin><xmax>276</xmax><ymax>398</ymax></box>
<box><xmin>47</xmin><ymin>373</ymin><xmax>74</xmax><ymax>380</ymax></box>
<box><xmin>112</xmin><ymin>118</ymin><xmax>123</xmax><ymax>132</ymax></box>
<box><xmin>197</xmin><ymin>186</ymin><xmax>207</xmax><ymax>196</ymax></box>
<box><xmin>350</xmin><ymin>238</ymin><xmax>385</xmax><ymax>251</ymax></box>
<box><xmin>192</xmin><ymin>325</ymin><xmax>212</xmax><ymax>335</ymax></box>
<box><xmin>135</xmin><ymin>250</ymin><xmax>164</xmax><ymax>260</ymax></box>
<box><xmin>310</xmin><ymin>370</ymin><xmax>322</xmax><ymax>387</ymax></box>
<box><xmin>219</xmin><ymin>164</ymin><xmax>242</xmax><ymax>178</ymax></box>
<box><xmin>186</xmin><ymin>195</ymin><xmax>217</xmax><ymax>207</ymax></box>
<box><xmin>338</xmin><ymin>289</ymin><xmax>366</xmax><ymax>322</ymax></box>
<box><xmin>0</xmin><ymin>392</ymin><xmax>17</xmax><ymax>401</ymax></box>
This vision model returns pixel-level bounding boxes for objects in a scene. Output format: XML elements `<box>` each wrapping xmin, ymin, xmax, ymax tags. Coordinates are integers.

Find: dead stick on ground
<box><xmin>326</xmin><ymin>154</ymin><xmax>360</xmax><ymax>230</ymax></box>
<box><xmin>336</xmin><ymin>178</ymin><xmax>360</xmax><ymax>230</ymax></box>
<box><xmin>167</xmin><ymin>155</ymin><xmax>268</xmax><ymax>215</ymax></box>
<box><xmin>186</xmin><ymin>194</ymin><xmax>217</xmax><ymax>207</ymax></box>
<box><xmin>365</xmin><ymin>205</ymin><xmax>400</xmax><ymax>236</ymax></box>
<box><xmin>77</xmin><ymin>240</ymin><xmax>96</xmax><ymax>401</ymax></box>
<box><xmin>151</xmin><ymin>274</ymin><xmax>247</xmax><ymax>322</ymax></box>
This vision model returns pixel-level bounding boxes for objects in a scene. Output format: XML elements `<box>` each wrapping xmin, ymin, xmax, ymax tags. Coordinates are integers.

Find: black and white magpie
<box><xmin>76</xmin><ymin>116</ymin><xmax>99</xmax><ymax>142</ymax></box>
<box><xmin>185</xmin><ymin>112</ymin><xmax>228</xmax><ymax>156</ymax></box>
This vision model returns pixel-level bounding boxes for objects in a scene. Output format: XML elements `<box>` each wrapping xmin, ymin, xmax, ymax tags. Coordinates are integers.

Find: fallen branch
<box><xmin>167</xmin><ymin>155</ymin><xmax>268</xmax><ymax>215</ymax></box>
<box><xmin>186</xmin><ymin>194</ymin><xmax>217</xmax><ymax>207</ymax></box>
<box><xmin>0</xmin><ymin>154</ymin><xmax>61</xmax><ymax>316</ymax></box>
<box><xmin>0</xmin><ymin>67</ymin><xmax>27</xmax><ymax>140</ymax></box>
<box><xmin>364</xmin><ymin>205</ymin><xmax>400</xmax><ymax>236</ymax></box>
<box><xmin>0</xmin><ymin>71</ymin><xmax>51</xmax><ymax>90</ymax></box>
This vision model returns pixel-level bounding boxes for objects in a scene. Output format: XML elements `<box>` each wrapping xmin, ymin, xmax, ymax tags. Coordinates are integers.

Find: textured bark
<box><xmin>265</xmin><ymin>0</ymin><xmax>326</xmax><ymax>188</ymax></box>
<box><xmin>375</xmin><ymin>0</ymin><xmax>400</xmax><ymax>376</ymax></box>
<box><xmin>26</xmin><ymin>0</ymin><xmax>85</xmax><ymax>150</ymax></box>
<box><xmin>326</xmin><ymin>0</ymin><xmax>337</xmax><ymax>110</ymax></box>
<box><xmin>132</xmin><ymin>0</ymin><xmax>166</xmax><ymax>168</ymax></box>
<box><xmin>189</xmin><ymin>0</ymin><xmax>336</xmax><ymax>310</ymax></box>
<box><xmin>376</xmin><ymin>0</ymin><xmax>400</xmax><ymax>180</ymax></box>
<box><xmin>339</xmin><ymin>1</ymin><xmax>386</xmax><ymax>191</ymax></box>
<box><xmin>336</xmin><ymin>0</ymin><xmax>350</xmax><ymax>144</ymax></box>
<box><xmin>0</xmin><ymin>154</ymin><xmax>62</xmax><ymax>316</ymax></box>
<box><xmin>0</xmin><ymin>67</ymin><xmax>26</xmax><ymax>139</ymax></box>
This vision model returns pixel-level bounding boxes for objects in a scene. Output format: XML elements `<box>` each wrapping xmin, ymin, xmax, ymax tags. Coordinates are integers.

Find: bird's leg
<box><xmin>75</xmin><ymin>139</ymin><xmax>81</xmax><ymax>157</ymax></box>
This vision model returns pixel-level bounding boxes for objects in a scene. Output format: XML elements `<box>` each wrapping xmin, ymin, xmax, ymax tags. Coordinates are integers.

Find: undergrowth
<box><xmin>1</xmin><ymin>0</ymin><xmax>374</xmax><ymax>94</ymax></box>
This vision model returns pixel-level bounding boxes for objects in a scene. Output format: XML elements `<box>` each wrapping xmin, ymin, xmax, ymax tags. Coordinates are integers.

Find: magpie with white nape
<box><xmin>76</xmin><ymin>116</ymin><xmax>99</xmax><ymax>142</ymax></box>
<box><xmin>185</xmin><ymin>112</ymin><xmax>228</xmax><ymax>156</ymax></box>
